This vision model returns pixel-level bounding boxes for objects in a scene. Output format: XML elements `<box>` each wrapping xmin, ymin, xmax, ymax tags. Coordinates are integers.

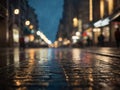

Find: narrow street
<box><xmin>0</xmin><ymin>47</ymin><xmax>120</xmax><ymax>90</ymax></box>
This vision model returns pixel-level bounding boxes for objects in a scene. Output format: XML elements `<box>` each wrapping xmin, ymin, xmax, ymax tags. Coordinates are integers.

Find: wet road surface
<box><xmin>0</xmin><ymin>48</ymin><xmax>120</xmax><ymax>90</ymax></box>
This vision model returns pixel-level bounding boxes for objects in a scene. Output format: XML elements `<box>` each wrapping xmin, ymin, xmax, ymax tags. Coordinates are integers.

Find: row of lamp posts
<box><xmin>8</xmin><ymin>7</ymin><xmax>34</xmax><ymax>47</ymax></box>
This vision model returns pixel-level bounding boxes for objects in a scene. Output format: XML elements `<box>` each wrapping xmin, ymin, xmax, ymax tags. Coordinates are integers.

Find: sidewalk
<box><xmin>85</xmin><ymin>47</ymin><xmax>120</xmax><ymax>58</ymax></box>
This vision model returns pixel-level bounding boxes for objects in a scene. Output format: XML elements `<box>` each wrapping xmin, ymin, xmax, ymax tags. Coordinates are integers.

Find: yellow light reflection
<box><xmin>72</xmin><ymin>49</ymin><xmax>81</xmax><ymax>64</ymax></box>
<box><xmin>29</xmin><ymin>49</ymin><xmax>35</xmax><ymax>60</ymax></box>
<box><xmin>15</xmin><ymin>80</ymin><xmax>21</xmax><ymax>86</ymax></box>
<box><xmin>37</xmin><ymin>49</ymin><xmax>49</xmax><ymax>64</ymax></box>
<box><xmin>89</xmin><ymin>87</ymin><xmax>93</xmax><ymax>90</ymax></box>
<box><xmin>88</xmin><ymin>74</ymin><xmax>93</xmax><ymax>82</ymax></box>
<box><xmin>14</xmin><ymin>48</ymin><xmax>20</xmax><ymax>67</ymax></box>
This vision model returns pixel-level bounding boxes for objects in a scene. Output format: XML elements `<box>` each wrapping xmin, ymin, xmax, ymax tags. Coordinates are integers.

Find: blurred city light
<box><xmin>76</xmin><ymin>31</ymin><xmax>81</xmax><ymax>36</ymax></box>
<box><xmin>72</xmin><ymin>36</ymin><xmax>79</xmax><ymax>43</ymax></box>
<box><xmin>73</xmin><ymin>17</ymin><xmax>78</xmax><ymax>27</ymax></box>
<box><xmin>93</xmin><ymin>28</ymin><xmax>101</xmax><ymax>32</ymax></box>
<box><xmin>58</xmin><ymin>37</ymin><xmax>63</xmax><ymax>41</ymax></box>
<box><xmin>24</xmin><ymin>36</ymin><xmax>29</xmax><ymax>43</ymax></box>
<box><xmin>25</xmin><ymin>20</ymin><xmax>30</xmax><ymax>26</ymax></box>
<box><xmin>14</xmin><ymin>9</ymin><xmax>20</xmax><ymax>15</ymax></box>
<box><xmin>29</xmin><ymin>25</ymin><xmax>34</xmax><ymax>29</ymax></box>
<box><xmin>13</xmin><ymin>28</ymin><xmax>19</xmax><ymax>43</ymax></box>
<box><xmin>94</xmin><ymin>20</ymin><xmax>102</xmax><ymax>27</ymax></box>
<box><xmin>36</xmin><ymin>31</ymin><xmax>52</xmax><ymax>45</ymax></box>
<box><xmin>29</xmin><ymin>34</ymin><xmax>34</xmax><ymax>42</ymax></box>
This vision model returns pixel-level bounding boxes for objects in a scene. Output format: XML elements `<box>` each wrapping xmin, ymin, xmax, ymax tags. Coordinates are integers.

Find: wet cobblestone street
<box><xmin>0</xmin><ymin>48</ymin><xmax>120</xmax><ymax>90</ymax></box>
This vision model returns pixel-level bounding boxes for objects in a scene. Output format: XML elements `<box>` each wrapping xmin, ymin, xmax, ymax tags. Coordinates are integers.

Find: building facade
<box><xmin>56</xmin><ymin>0</ymin><xmax>89</xmax><ymax>46</ymax></box>
<box><xmin>91</xmin><ymin>0</ymin><xmax>120</xmax><ymax>46</ymax></box>
<box><xmin>0</xmin><ymin>0</ymin><xmax>8</xmax><ymax>47</ymax></box>
<box><xmin>0</xmin><ymin>0</ymin><xmax>39</xmax><ymax>47</ymax></box>
<box><xmin>57</xmin><ymin>0</ymin><xmax>120</xmax><ymax>47</ymax></box>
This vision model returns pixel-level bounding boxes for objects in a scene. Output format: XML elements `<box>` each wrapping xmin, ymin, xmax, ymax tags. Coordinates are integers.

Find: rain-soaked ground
<box><xmin>0</xmin><ymin>47</ymin><xmax>120</xmax><ymax>90</ymax></box>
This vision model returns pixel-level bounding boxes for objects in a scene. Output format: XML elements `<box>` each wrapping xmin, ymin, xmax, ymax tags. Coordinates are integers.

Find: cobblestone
<box><xmin>0</xmin><ymin>48</ymin><xmax>120</xmax><ymax>90</ymax></box>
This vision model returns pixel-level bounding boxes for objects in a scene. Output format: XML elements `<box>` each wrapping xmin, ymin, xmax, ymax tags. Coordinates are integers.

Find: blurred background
<box><xmin>0</xmin><ymin>0</ymin><xmax>120</xmax><ymax>48</ymax></box>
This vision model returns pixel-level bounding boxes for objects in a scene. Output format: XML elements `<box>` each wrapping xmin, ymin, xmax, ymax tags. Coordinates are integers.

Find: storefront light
<box><xmin>72</xmin><ymin>36</ymin><xmax>79</xmax><ymax>40</ymax></box>
<box><xmin>13</xmin><ymin>28</ymin><xmax>19</xmax><ymax>43</ymax></box>
<box><xmin>76</xmin><ymin>32</ymin><xmax>81</xmax><ymax>36</ymax></box>
<box><xmin>73</xmin><ymin>17</ymin><xmax>78</xmax><ymax>27</ymax></box>
<box><xmin>93</xmin><ymin>28</ymin><xmax>101</xmax><ymax>32</ymax></box>
<box><xmin>101</xmin><ymin>18</ymin><xmax>110</xmax><ymax>26</ymax></box>
<box><xmin>58</xmin><ymin>37</ymin><xmax>62</xmax><ymax>41</ymax></box>
<box><xmin>29</xmin><ymin>35</ymin><xmax>34</xmax><ymax>41</ymax></box>
<box><xmin>94</xmin><ymin>20</ymin><xmax>102</xmax><ymax>27</ymax></box>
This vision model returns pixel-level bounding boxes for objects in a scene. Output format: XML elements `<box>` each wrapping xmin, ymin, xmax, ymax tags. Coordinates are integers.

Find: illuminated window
<box><xmin>108</xmin><ymin>0</ymin><xmax>113</xmax><ymax>15</ymax></box>
<box><xmin>100</xmin><ymin>0</ymin><xmax>104</xmax><ymax>18</ymax></box>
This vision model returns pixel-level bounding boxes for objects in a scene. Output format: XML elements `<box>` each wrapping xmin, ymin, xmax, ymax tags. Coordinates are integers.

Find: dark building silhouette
<box><xmin>0</xmin><ymin>0</ymin><xmax>39</xmax><ymax>47</ymax></box>
<box><xmin>0</xmin><ymin>0</ymin><xmax>7</xmax><ymax>47</ymax></box>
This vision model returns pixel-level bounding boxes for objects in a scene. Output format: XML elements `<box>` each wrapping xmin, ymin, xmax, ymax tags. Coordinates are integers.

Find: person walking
<box><xmin>114</xmin><ymin>28</ymin><xmax>120</xmax><ymax>48</ymax></box>
<box><xmin>86</xmin><ymin>36</ymin><xmax>92</xmax><ymax>47</ymax></box>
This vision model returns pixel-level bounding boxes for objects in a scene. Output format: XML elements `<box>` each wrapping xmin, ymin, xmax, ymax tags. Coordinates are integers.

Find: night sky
<box><xmin>28</xmin><ymin>0</ymin><xmax>63</xmax><ymax>42</ymax></box>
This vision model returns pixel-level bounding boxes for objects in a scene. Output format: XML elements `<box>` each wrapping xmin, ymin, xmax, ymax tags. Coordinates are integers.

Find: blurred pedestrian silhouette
<box><xmin>98</xmin><ymin>33</ymin><xmax>105</xmax><ymax>47</ymax></box>
<box><xmin>86</xmin><ymin>36</ymin><xmax>92</xmax><ymax>47</ymax></box>
<box><xmin>114</xmin><ymin>28</ymin><xmax>120</xmax><ymax>48</ymax></box>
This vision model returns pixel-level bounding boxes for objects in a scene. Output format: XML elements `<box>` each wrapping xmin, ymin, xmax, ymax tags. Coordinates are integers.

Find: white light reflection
<box><xmin>36</xmin><ymin>49</ymin><xmax>52</xmax><ymax>64</ymax></box>
<box><xmin>14</xmin><ymin>48</ymin><xmax>20</xmax><ymax>67</ymax></box>
<box><xmin>72</xmin><ymin>49</ymin><xmax>81</xmax><ymax>64</ymax></box>
<box><xmin>6</xmin><ymin>49</ymin><xmax>10</xmax><ymax>66</ymax></box>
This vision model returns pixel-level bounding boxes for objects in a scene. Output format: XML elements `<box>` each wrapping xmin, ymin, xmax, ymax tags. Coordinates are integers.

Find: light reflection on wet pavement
<box><xmin>0</xmin><ymin>48</ymin><xmax>120</xmax><ymax>90</ymax></box>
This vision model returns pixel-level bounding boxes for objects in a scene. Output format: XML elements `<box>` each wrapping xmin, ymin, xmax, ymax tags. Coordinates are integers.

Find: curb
<box><xmin>87</xmin><ymin>51</ymin><xmax>120</xmax><ymax>58</ymax></box>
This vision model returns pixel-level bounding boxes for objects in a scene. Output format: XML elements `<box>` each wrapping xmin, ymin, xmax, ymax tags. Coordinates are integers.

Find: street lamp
<box><xmin>14</xmin><ymin>9</ymin><xmax>20</xmax><ymax>15</ymax></box>
<box><xmin>29</xmin><ymin>25</ymin><xmax>34</xmax><ymax>29</ymax></box>
<box><xmin>25</xmin><ymin>20</ymin><xmax>30</xmax><ymax>26</ymax></box>
<box><xmin>12</xmin><ymin>9</ymin><xmax>20</xmax><ymax>46</ymax></box>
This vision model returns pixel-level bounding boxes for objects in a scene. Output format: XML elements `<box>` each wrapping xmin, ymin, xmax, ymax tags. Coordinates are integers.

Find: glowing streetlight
<box><xmin>29</xmin><ymin>25</ymin><xmax>34</xmax><ymax>29</ymax></box>
<box><xmin>25</xmin><ymin>20</ymin><xmax>30</xmax><ymax>26</ymax></box>
<box><xmin>14</xmin><ymin>9</ymin><xmax>20</xmax><ymax>15</ymax></box>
